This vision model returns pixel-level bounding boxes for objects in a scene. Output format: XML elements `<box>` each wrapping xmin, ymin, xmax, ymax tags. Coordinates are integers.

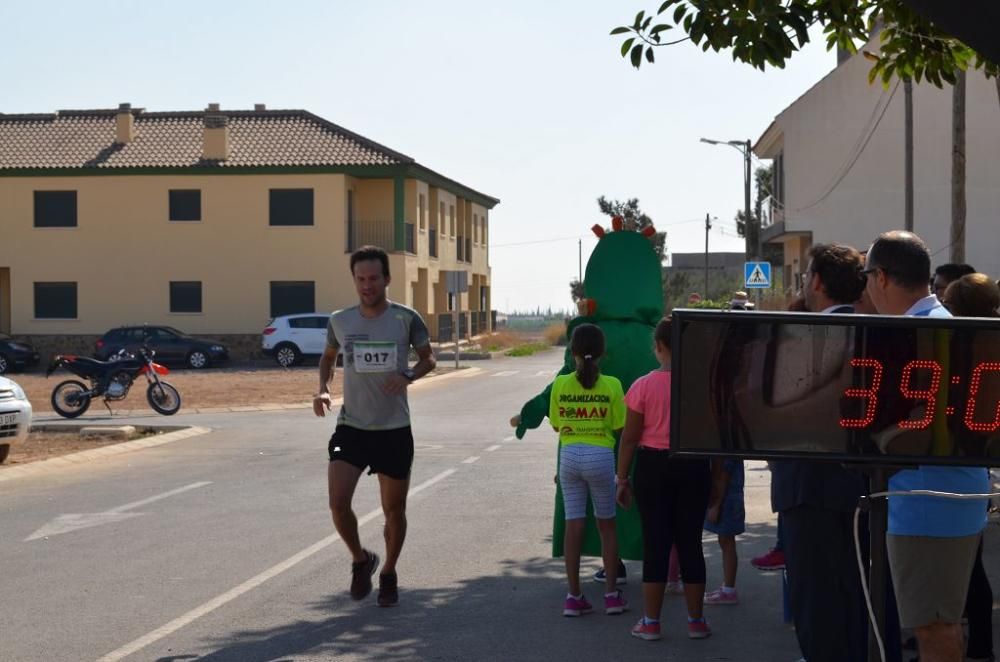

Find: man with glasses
<box><xmin>931</xmin><ymin>263</ymin><xmax>976</xmax><ymax>300</ymax></box>
<box><xmin>864</xmin><ymin>231</ymin><xmax>988</xmax><ymax>662</ymax></box>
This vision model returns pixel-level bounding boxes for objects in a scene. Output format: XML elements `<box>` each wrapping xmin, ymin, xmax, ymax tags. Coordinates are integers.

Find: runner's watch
<box><xmin>401</xmin><ymin>368</ymin><xmax>417</xmax><ymax>382</ymax></box>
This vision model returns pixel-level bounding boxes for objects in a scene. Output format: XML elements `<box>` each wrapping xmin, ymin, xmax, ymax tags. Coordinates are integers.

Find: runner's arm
<box><xmin>410</xmin><ymin>343</ymin><xmax>436</xmax><ymax>380</ymax></box>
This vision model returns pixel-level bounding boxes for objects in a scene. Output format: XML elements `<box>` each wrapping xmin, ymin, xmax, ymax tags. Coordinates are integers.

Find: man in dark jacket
<box><xmin>772</xmin><ymin>243</ymin><xmax>869</xmax><ymax>662</ymax></box>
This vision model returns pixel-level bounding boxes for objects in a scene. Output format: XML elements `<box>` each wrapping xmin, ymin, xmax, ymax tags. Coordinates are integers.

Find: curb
<box><xmin>0</xmin><ymin>425</ymin><xmax>212</xmax><ymax>484</ymax></box>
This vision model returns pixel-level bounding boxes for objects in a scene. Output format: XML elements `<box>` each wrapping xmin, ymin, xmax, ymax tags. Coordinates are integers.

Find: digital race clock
<box><xmin>670</xmin><ymin>309</ymin><xmax>1000</xmax><ymax>467</ymax></box>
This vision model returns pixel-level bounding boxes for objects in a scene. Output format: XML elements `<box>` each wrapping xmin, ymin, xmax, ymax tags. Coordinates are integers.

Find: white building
<box><xmin>754</xmin><ymin>44</ymin><xmax>1000</xmax><ymax>292</ymax></box>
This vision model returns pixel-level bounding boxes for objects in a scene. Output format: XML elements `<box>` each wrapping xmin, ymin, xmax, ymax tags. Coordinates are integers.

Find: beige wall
<box><xmin>0</xmin><ymin>173</ymin><xmax>362</xmax><ymax>334</ymax></box>
<box><xmin>0</xmin><ymin>172</ymin><xmax>493</xmax><ymax>338</ymax></box>
<box><xmin>765</xmin><ymin>45</ymin><xmax>1000</xmax><ymax>275</ymax></box>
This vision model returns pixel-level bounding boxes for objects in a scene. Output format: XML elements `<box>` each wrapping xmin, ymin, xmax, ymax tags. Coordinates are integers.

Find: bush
<box><xmin>480</xmin><ymin>330</ymin><xmax>526</xmax><ymax>352</ymax></box>
<box><xmin>542</xmin><ymin>322</ymin><xmax>568</xmax><ymax>346</ymax></box>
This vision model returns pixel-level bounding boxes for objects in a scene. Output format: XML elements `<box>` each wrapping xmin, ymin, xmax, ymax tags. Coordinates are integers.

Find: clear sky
<box><xmin>2</xmin><ymin>1</ymin><xmax>836</xmax><ymax>313</ymax></box>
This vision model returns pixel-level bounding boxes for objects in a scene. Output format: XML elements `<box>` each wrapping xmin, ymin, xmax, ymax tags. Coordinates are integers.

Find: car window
<box><xmin>148</xmin><ymin>328</ymin><xmax>178</xmax><ymax>341</ymax></box>
<box><xmin>309</xmin><ymin>316</ymin><xmax>328</xmax><ymax>329</ymax></box>
<box><xmin>288</xmin><ymin>317</ymin><xmax>309</xmax><ymax>329</ymax></box>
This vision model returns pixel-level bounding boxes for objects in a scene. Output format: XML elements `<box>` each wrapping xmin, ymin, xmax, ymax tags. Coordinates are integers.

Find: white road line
<box><xmin>109</xmin><ymin>482</ymin><xmax>212</xmax><ymax>513</ymax></box>
<box><xmin>485</xmin><ymin>444</ymin><xmax>501</xmax><ymax>452</ymax></box>
<box><xmin>95</xmin><ymin>468</ymin><xmax>456</xmax><ymax>662</ymax></box>
<box><xmin>502</xmin><ymin>436</ymin><xmax>515</xmax><ymax>442</ymax></box>
<box><xmin>491</xmin><ymin>370</ymin><xmax>519</xmax><ymax>377</ymax></box>
<box><xmin>534</xmin><ymin>369</ymin><xmax>555</xmax><ymax>377</ymax></box>
<box><xmin>461</xmin><ymin>456</ymin><xmax>481</xmax><ymax>464</ymax></box>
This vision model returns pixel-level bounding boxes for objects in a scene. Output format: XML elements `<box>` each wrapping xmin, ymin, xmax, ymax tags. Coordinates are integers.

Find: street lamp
<box><xmin>700</xmin><ymin>137</ymin><xmax>756</xmax><ymax>261</ymax></box>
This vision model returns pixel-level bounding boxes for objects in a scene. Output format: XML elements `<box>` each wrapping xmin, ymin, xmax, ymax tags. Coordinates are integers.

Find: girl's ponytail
<box><xmin>571</xmin><ymin>323</ymin><xmax>605</xmax><ymax>389</ymax></box>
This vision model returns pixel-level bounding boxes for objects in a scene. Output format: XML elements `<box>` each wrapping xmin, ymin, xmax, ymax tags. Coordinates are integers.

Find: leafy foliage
<box><xmin>596</xmin><ymin>196</ymin><xmax>667</xmax><ymax>260</ymax></box>
<box><xmin>612</xmin><ymin>1</ymin><xmax>998</xmax><ymax>88</ymax></box>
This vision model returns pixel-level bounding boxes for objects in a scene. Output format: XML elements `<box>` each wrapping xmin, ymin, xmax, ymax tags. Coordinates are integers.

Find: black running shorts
<box><xmin>328</xmin><ymin>424</ymin><xmax>414</xmax><ymax>481</ymax></box>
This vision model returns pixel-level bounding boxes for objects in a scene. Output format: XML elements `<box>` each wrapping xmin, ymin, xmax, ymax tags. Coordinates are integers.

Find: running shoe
<box><xmin>563</xmin><ymin>594</ymin><xmax>593</xmax><ymax>617</ymax></box>
<box><xmin>350</xmin><ymin>549</ymin><xmax>379</xmax><ymax>600</ymax></box>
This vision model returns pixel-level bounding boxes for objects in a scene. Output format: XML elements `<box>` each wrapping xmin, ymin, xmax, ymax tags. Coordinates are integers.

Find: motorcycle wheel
<box><xmin>51</xmin><ymin>380</ymin><xmax>92</xmax><ymax>418</ymax></box>
<box><xmin>147</xmin><ymin>381</ymin><xmax>181</xmax><ymax>415</ymax></box>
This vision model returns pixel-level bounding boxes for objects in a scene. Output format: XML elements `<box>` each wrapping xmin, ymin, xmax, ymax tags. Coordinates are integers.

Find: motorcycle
<box><xmin>46</xmin><ymin>346</ymin><xmax>182</xmax><ymax>418</ymax></box>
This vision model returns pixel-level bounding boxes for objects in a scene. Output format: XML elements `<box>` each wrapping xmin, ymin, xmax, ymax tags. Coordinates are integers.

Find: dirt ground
<box><xmin>1</xmin><ymin>432</ymin><xmax>132</xmax><ymax>467</ymax></box>
<box><xmin>12</xmin><ymin>366</ymin><xmax>346</xmax><ymax>413</ymax></box>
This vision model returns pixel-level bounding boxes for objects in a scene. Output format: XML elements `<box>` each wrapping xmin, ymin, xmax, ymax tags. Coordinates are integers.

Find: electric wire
<box><xmin>854</xmin><ymin>487</ymin><xmax>1000</xmax><ymax>662</ymax></box>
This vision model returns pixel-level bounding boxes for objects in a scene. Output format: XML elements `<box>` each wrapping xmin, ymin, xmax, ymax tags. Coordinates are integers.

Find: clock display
<box><xmin>671</xmin><ymin>309</ymin><xmax>1000</xmax><ymax>467</ymax></box>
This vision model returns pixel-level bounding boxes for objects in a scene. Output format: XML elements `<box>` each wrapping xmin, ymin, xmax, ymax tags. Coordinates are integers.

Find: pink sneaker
<box><xmin>563</xmin><ymin>594</ymin><xmax>593</xmax><ymax>617</ymax></box>
<box><xmin>751</xmin><ymin>547</ymin><xmax>785</xmax><ymax>571</ymax></box>
<box><xmin>688</xmin><ymin>618</ymin><xmax>712</xmax><ymax>639</ymax></box>
<box><xmin>704</xmin><ymin>588</ymin><xmax>739</xmax><ymax>605</ymax></box>
<box><xmin>604</xmin><ymin>589</ymin><xmax>628</xmax><ymax>615</ymax></box>
<box><xmin>630</xmin><ymin>619</ymin><xmax>662</xmax><ymax>641</ymax></box>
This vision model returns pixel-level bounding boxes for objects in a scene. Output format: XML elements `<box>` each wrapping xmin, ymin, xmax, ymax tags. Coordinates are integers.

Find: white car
<box><xmin>262</xmin><ymin>313</ymin><xmax>331</xmax><ymax>367</ymax></box>
<box><xmin>0</xmin><ymin>376</ymin><xmax>32</xmax><ymax>463</ymax></box>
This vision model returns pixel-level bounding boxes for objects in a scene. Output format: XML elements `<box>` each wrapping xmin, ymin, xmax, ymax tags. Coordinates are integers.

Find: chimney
<box><xmin>115</xmin><ymin>103</ymin><xmax>135</xmax><ymax>143</ymax></box>
<box><xmin>254</xmin><ymin>103</ymin><xmax>266</xmax><ymax>111</ymax></box>
<box><xmin>202</xmin><ymin>104</ymin><xmax>229</xmax><ymax>161</ymax></box>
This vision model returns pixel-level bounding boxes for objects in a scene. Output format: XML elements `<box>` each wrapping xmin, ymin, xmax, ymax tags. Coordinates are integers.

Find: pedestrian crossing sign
<box><xmin>744</xmin><ymin>262</ymin><xmax>771</xmax><ymax>289</ymax></box>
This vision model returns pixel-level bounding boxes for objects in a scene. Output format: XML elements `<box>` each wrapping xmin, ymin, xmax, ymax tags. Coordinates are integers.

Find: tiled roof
<box><xmin>0</xmin><ymin>108</ymin><xmax>415</xmax><ymax>170</ymax></box>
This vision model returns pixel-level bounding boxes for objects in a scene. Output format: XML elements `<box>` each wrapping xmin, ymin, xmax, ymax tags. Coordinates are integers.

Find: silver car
<box><xmin>0</xmin><ymin>376</ymin><xmax>33</xmax><ymax>463</ymax></box>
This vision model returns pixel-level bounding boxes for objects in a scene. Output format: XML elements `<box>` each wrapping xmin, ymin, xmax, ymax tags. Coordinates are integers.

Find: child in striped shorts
<box><xmin>549</xmin><ymin>323</ymin><xmax>628</xmax><ymax>617</ymax></box>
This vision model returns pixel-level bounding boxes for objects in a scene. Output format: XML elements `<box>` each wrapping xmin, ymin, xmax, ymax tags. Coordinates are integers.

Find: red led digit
<box><xmin>964</xmin><ymin>362</ymin><xmax>1000</xmax><ymax>432</ymax></box>
<box><xmin>840</xmin><ymin>358</ymin><xmax>884</xmax><ymax>429</ymax></box>
<box><xmin>897</xmin><ymin>360</ymin><xmax>942</xmax><ymax>430</ymax></box>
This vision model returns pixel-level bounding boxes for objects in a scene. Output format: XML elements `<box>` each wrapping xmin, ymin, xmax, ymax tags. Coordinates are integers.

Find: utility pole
<box><xmin>745</xmin><ymin>139</ymin><xmax>757</xmax><ymax>261</ymax></box>
<box><xmin>904</xmin><ymin>78</ymin><xmax>914</xmax><ymax>232</ymax></box>
<box><xmin>578</xmin><ymin>238</ymin><xmax>582</xmax><ymax>283</ymax></box>
<box><xmin>704</xmin><ymin>213</ymin><xmax>712</xmax><ymax>298</ymax></box>
<box><xmin>951</xmin><ymin>69</ymin><xmax>967</xmax><ymax>263</ymax></box>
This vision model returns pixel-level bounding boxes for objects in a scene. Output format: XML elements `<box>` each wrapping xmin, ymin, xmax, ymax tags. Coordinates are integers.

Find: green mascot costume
<box><xmin>514</xmin><ymin>219</ymin><xmax>663</xmax><ymax>560</ymax></box>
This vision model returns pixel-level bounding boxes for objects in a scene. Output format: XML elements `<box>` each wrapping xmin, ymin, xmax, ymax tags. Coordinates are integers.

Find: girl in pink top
<box><xmin>616</xmin><ymin>318</ymin><xmax>713</xmax><ymax>642</ymax></box>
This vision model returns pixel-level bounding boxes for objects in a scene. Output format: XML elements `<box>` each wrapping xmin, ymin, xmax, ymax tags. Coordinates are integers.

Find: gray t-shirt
<box><xmin>327</xmin><ymin>301</ymin><xmax>430</xmax><ymax>431</ymax></box>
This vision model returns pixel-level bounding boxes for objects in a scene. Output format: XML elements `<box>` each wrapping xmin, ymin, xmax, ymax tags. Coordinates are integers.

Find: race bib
<box><xmin>353</xmin><ymin>341</ymin><xmax>397</xmax><ymax>373</ymax></box>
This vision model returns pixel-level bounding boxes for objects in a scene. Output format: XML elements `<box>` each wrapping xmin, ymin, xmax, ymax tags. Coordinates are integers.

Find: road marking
<box><xmin>94</xmin><ymin>468</ymin><xmax>455</xmax><ymax>662</ymax></box>
<box><xmin>534</xmin><ymin>369</ymin><xmax>556</xmax><ymax>377</ymax></box>
<box><xmin>26</xmin><ymin>482</ymin><xmax>212</xmax><ymax>542</ymax></box>
<box><xmin>491</xmin><ymin>370</ymin><xmax>519</xmax><ymax>377</ymax></box>
<box><xmin>485</xmin><ymin>444</ymin><xmax>501</xmax><ymax>452</ymax></box>
<box><xmin>462</xmin><ymin>456</ymin><xmax>481</xmax><ymax>464</ymax></box>
<box><xmin>503</xmin><ymin>436</ymin><xmax>515</xmax><ymax>442</ymax></box>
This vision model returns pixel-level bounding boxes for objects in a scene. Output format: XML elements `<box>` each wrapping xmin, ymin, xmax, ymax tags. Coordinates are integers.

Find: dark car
<box><xmin>94</xmin><ymin>326</ymin><xmax>229</xmax><ymax>369</ymax></box>
<box><xmin>0</xmin><ymin>334</ymin><xmax>41</xmax><ymax>374</ymax></box>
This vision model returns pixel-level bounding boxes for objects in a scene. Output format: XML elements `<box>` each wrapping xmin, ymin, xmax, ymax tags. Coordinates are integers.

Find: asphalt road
<box><xmin>1</xmin><ymin>350</ymin><xmax>832</xmax><ymax>661</ymax></box>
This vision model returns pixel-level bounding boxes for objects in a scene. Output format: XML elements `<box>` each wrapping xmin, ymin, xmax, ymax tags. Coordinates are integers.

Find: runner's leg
<box><xmin>329</xmin><ymin>461</ymin><xmax>366</xmax><ymax>562</ymax></box>
<box><xmin>377</xmin><ymin>473</ymin><xmax>410</xmax><ymax>575</ymax></box>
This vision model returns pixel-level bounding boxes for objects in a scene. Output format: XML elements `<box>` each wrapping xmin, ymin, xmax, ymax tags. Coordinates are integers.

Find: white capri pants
<box><xmin>559</xmin><ymin>443</ymin><xmax>616</xmax><ymax>520</ymax></box>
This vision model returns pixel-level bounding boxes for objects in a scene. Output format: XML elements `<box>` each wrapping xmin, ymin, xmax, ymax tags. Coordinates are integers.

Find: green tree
<box><xmin>611</xmin><ymin>2</ymin><xmax>997</xmax><ymax>86</ymax></box>
<box><xmin>596</xmin><ymin>196</ymin><xmax>667</xmax><ymax>261</ymax></box>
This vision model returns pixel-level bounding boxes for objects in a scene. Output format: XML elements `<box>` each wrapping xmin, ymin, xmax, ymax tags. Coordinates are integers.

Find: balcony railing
<box><xmin>346</xmin><ymin>220</ymin><xmax>416</xmax><ymax>254</ymax></box>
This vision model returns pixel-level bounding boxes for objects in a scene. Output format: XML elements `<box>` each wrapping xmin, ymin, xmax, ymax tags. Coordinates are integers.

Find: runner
<box><xmin>314</xmin><ymin>245</ymin><xmax>436</xmax><ymax>607</ymax></box>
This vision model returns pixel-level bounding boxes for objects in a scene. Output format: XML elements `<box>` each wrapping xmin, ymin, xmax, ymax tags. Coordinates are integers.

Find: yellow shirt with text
<box><xmin>549</xmin><ymin>373</ymin><xmax>626</xmax><ymax>448</ymax></box>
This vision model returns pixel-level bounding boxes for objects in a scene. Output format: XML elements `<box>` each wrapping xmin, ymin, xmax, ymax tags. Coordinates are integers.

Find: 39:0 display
<box><xmin>839</xmin><ymin>359</ymin><xmax>1000</xmax><ymax>432</ymax></box>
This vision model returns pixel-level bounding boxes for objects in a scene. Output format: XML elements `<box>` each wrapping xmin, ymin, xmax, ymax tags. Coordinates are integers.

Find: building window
<box><xmin>34</xmin><ymin>282</ymin><xmax>77</xmax><ymax>319</ymax></box>
<box><xmin>269</xmin><ymin>189</ymin><xmax>314</xmax><ymax>226</ymax></box>
<box><xmin>449</xmin><ymin>205</ymin><xmax>455</xmax><ymax>237</ymax></box>
<box><xmin>439</xmin><ymin>202</ymin><xmax>446</xmax><ymax>236</ymax></box>
<box><xmin>270</xmin><ymin>281</ymin><xmax>315</xmax><ymax>317</ymax></box>
<box><xmin>169</xmin><ymin>190</ymin><xmax>201</xmax><ymax>221</ymax></box>
<box><xmin>418</xmin><ymin>193</ymin><xmax>426</xmax><ymax>230</ymax></box>
<box><xmin>473</xmin><ymin>214</ymin><xmax>479</xmax><ymax>243</ymax></box>
<box><xmin>482</xmin><ymin>217</ymin><xmax>488</xmax><ymax>246</ymax></box>
<box><xmin>169</xmin><ymin>281</ymin><xmax>202</xmax><ymax>313</ymax></box>
<box><xmin>34</xmin><ymin>191</ymin><xmax>77</xmax><ymax>228</ymax></box>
